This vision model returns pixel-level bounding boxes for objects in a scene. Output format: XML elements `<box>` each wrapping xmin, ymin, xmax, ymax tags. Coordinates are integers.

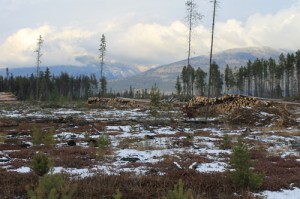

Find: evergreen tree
<box><xmin>285</xmin><ymin>53</ymin><xmax>295</xmax><ymax>97</ymax></box>
<box><xmin>229</xmin><ymin>138</ymin><xmax>264</xmax><ymax>189</ymax></box>
<box><xmin>99</xmin><ymin>34</ymin><xmax>107</xmax><ymax>96</ymax></box>
<box><xmin>195</xmin><ymin>67</ymin><xmax>206</xmax><ymax>95</ymax></box>
<box><xmin>295</xmin><ymin>50</ymin><xmax>300</xmax><ymax>94</ymax></box>
<box><xmin>150</xmin><ymin>84</ymin><xmax>160</xmax><ymax>120</ymax></box>
<box><xmin>224</xmin><ymin>64</ymin><xmax>235</xmax><ymax>93</ymax></box>
<box><xmin>175</xmin><ymin>75</ymin><xmax>182</xmax><ymax>97</ymax></box>
<box><xmin>100</xmin><ymin>76</ymin><xmax>107</xmax><ymax>96</ymax></box>
<box><xmin>210</xmin><ymin>62</ymin><xmax>223</xmax><ymax>97</ymax></box>
<box><xmin>35</xmin><ymin>35</ymin><xmax>43</xmax><ymax>100</ymax></box>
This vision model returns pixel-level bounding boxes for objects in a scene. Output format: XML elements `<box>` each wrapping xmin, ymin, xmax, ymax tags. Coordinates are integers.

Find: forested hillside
<box><xmin>1</xmin><ymin>50</ymin><xmax>300</xmax><ymax>101</ymax></box>
<box><xmin>177</xmin><ymin>50</ymin><xmax>300</xmax><ymax>99</ymax></box>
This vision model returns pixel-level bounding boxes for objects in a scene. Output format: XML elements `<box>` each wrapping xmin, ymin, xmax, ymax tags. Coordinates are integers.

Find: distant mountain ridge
<box><xmin>0</xmin><ymin>46</ymin><xmax>290</xmax><ymax>93</ymax></box>
<box><xmin>0</xmin><ymin>61</ymin><xmax>141</xmax><ymax>80</ymax></box>
<box><xmin>108</xmin><ymin>46</ymin><xmax>288</xmax><ymax>93</ymax></box>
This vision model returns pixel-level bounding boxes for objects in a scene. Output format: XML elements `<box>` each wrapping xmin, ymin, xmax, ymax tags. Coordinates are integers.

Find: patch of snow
<box><xmin>256</xmin><ymin>187</ymin><xmax>300</xmax><ymax>199</ymax></box>
<box><xmin>155</xmin><ymin>127</ymin><xmax>177</xmax><ymax>135</ymax></box>
<box><xmin>260</xmin><ymin>112</ymin><xmax>274</xmax><ymax>117</ymax></box>
<box><xmin>54</xmin><ymin>109</ymin><xmax>82</xmax><ymax>115</ymax></box>
<box><xmin>12</xmin><ymin>166</ymin><xmax>31</xmax><ymax>173</ymax></box>
<box><xmin>173</xmin><ymin>162</ymin><xmax>182</xmax><ymax>169</ymax></box>
<box><xmin>195</xmin><ymin>162</ymin><xmax>227</xmax><ymax>172</ymax></box>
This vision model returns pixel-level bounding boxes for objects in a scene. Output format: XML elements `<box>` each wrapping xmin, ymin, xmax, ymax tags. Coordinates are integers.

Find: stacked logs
<box><xmin>87</xmin><ymin>97</ymin><xmax>150</xmax><ymax>107</ymax></box>
<box><xmin>186</xmin><ymin>94</ymin><xmax>271</xmax><ymax>115</ymax></box>
<box><xmin>87</xmin><ymin>97</ymin><xmax>109</xmax><ymax>105</ymax></box>
<box><xmin>107</xmin><ymin>97</ymin><xmax>136</xmax><ymax>107</ymax></box>
<box><xmin>0</xmin><ymin>92</ymin><xmax>17</xmax><ymax>102</ymax></box>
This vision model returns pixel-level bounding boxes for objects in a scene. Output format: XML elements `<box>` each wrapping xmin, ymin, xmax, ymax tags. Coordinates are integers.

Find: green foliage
<box><xmin>97</xmin><ymin>134</ymin><xmax>111</xmax><ymax>149</ymax></box>
<box><xmin>28</xmin><ymin>173</ymin><xmax>77</xmax><ymax>199</ymax></box>
<box><xmin>195</xmin><ymin>67</ymin><xmax>207</xmax><ymax>96</ymax></box>
<box><xmin>96</xmin><ymin>134</ymin><xmax>112</xmax><ymax>160</ymax></box>
<box><xmin>186</xmin><ymin>133</ymin><xmax>194</xmax><ymax>141</ymax></box>
<box><xmin>229</xmin><ymin>138</ymin><xmax>264</xmax><ymax>190</ymax></box>
<box><xmin>210</xmin><ymin>62</ymin><xmax>223</xmax><ymax>97</ymax></box>
<box><xmin>31</xmin><ymin>153</ymin><xmax>53</xmax><ymax>176</ymax></box>
<box><xmin>150</xmin><ymin>83</ymin><xmax>160</xmax><ymax>108</ymax></box>
<box><xmin>181</xmin><ymin>65</ymin><xmax>195</xmax><ymax>99</ymax></box>
<box><xmin>150</xmin><ymin>84</ymin><xmax>161</xmax><ymax>120</ymax></box>
<box><xmin>113</xmin><ymin>189</ymin><xmax>122</xmax><ymax>199</ymax></box>
<box><xmin>32</xmin><ymin>126</ymin><xmax>43</xmax><ymax>146</ymax></box>
<box><xmin>163</xmin><ymin>179</ymin><xmax>194</xmax><ymax>199</ymax></box>
<box><xmin>32</xmin><ymin>126</ymin><xmax>54</xmax><ymax>146</ymax></box>
<box><xmin>100</xmin><ymin>76</ymin><xmax>107</xmax><ymax>96</ymax></box>
<box><xmin>221</xmin><ymin>133</ymin><xmax>232</xmax><ymax>150</ymax></box>
<box><xmin>175</xmin><ymin>75</ymin><xmax>182</xmax><ymax>97</ymax></box>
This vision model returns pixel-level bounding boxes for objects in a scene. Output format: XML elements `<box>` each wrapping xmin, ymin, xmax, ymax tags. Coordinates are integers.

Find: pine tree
<box><xmin>224</xmin><ymin>64</ymin><xmax>235</xmax><ymax>93</ymax></box>
<box><xmin>99</xmin><ymin>34</ymin><xmax>107</xmax><ymax>96</ymax></box>
<box><xmin>34</xmin><ymin>35</ymin><xmax>43</xmax><ymax>100</ymax></box>
<box><xmin>229</xmin><ymin>138</ymin><xmax>264</xmax><ymax>189</ymax></box>
<box><xmin>195</xmin><ymin>67</ymin><xmax>206</xmax><ymax>95</ymax></box>
<box><xmin>150</xmin><ymin>84</ymin><xmax>160</xmax><ymax>120</ymax></box>
<box><xmin>185</xmin><ymin>0</ymin><xmax>203</xmax><ymax>67</ymax></box>
<box><xmin>210</xmin><ymin>62</ymin><xmax>223</xmax><ymax>97</ymax></box>
<box><xmin>175</xmin><ymin>75</ymin><xmax>182</xmax><ymax>97</ymax></box>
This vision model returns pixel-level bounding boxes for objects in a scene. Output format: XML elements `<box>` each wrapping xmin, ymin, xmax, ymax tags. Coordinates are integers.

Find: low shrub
<box><xmin>32</xmin><ymin>126</ymin><xmax>55</xmax><ymax>146</ymax></box>
<box><xmin>31</xmin><ymin>153</ymin><xmax>53</xmax><ymax>176</ymax></box>
<box><xmin>27</xmin><ymin>173</ymin><xmax>77</xmax><ymax>199</ymax></box>
<box><xmin>229</xmin><ymin>138</ymin><xmax>264</xmax><ymax>190</ymax></box>
<box><xmin>162</xmin><ymin>179</ymin><xmax>194</xmax><ymax>199</ymax></box>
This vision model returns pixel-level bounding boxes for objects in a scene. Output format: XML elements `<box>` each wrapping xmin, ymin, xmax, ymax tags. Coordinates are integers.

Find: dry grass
<box><xmin>1</xmin><ymin>101</ymin><xmax>300</xmax><ymax>198</ymax></box>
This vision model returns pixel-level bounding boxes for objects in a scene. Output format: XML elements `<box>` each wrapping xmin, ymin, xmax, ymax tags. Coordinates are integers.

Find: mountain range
<box><xmin>108</xmin><ymin>46</ymin><xmax>288</xmax><ymax>93</ymax></box>
<box><xmin>0</xmin><ymin>56</ymin><xmax>141</xmax><ymax>80</ymax></box>
<box><xmin>0</xmin><ymin>46</ymin><xmax>289</xmax><ymax>93</ymax></box>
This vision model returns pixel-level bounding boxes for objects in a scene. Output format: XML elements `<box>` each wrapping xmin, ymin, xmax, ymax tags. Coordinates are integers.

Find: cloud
<box><xmin>0</xmin><ymin>25</ymin><xmax>94</xmax><ymax>67</ymax></box>
<box><xmin>112</xmin><ymin>21</ymin><xmax>187</xmax><ymax>64</ymax></box>
<box><xmin>1</xmin><ymin>1</ymin><xmax>300</xmax><ymax>69</ymax></box>
<box><xmin>212</xmin><ymin>2</ymin><xmax>300</xmax><ymax>52</ymax></box>
<box><xmin>0</xmin><ymin>25</ymin><xmax>51</xmax><ymax>66</ymax></box>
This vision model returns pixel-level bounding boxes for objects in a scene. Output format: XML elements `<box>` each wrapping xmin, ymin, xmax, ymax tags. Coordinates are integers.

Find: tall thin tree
<box><xmin>185</xmin><ymin>0</ymin><xmax>203</xmax><ymax>98</ymax></box>
<box><xmin>99</xmin><ymin>34</ymin><xmax>107</xmax><ymax>96</ymax></box>
<box><xmin>35</xmin><ymin>35</ymin><xmax>43</xmax><ymax>100</ymax></box>
<box><xmin>185</xmin><ymin>0</ymin><xmax>203</xmax><ymax>67</ymax></box>
<box><xmin>206</xmin><ymin>0</ymin><xmax>218</xmax><ymax>121</ymax></box>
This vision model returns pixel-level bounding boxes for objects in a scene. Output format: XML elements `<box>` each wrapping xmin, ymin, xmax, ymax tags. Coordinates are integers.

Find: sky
<box><xmin>0</xmin><ymin>0</ymin><xmax>300</xmax><ymax>70</ymax></box>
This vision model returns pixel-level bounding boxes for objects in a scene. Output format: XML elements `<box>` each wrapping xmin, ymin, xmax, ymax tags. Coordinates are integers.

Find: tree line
<box><xmin>0</xmin><ymin>67</ymin><xmax>98</xmax><ymax>101</ymax></box>
<box><xmin>176</xmin><ymin>50</ymin><xmax>300</xmax><ymax>99</ymax></box>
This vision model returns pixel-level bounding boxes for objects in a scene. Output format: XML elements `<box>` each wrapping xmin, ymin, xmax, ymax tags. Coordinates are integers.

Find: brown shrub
<box><xmin>51</xmin><ymin>146</ymin><xmax>96</xmax><ymax>168</ymax></box>
<box><xmin>73</xmin><ymin>171</ymin><xmax>236</xmax><ymax>199</ymax></box>
<box><xmin>0</xmin><ymin>170</ymin><xmax>37</xmax><ymax>198</ymax></box>
<box><xmin>255</xmin><ymin>155</ymin><xmax>300</xmax><ymax>190</ymax></box>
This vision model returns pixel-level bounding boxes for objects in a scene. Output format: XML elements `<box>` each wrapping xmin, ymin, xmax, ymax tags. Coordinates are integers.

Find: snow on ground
<box><xmin>1</xmin><ymin>104</ymin><xmax>300</xmax><ymax>196</ymax></box>
<box><xmin>256</xmin><ymin>188</ymin><xmax>300</xmax><ymax>199</ymax></box>
<box><xmin>193</xmin><ymin>162</ymin><xmax>227</xmax><ymax>172</ymax></box>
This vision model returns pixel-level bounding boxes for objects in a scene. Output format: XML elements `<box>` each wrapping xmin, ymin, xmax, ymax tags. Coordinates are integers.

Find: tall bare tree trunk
<box><xmin>205</xmin><ymin>0</ymin><xmax>217</xmax><ymax>121</ymax></box>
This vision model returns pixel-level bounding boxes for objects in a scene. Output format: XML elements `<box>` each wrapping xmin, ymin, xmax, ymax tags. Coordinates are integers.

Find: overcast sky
<box><xmin>0</xmin><ymin>0</ymin><xmax>299</xmax><ymax>69</ymax></box>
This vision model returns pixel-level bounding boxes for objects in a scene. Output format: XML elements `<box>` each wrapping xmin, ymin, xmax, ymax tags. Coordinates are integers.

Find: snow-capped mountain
<box><xmin>0</xmin><ymin>56</ymin><xmax>141</xmax><ymax>80</ymax></box>
<box><xmin>108</xmin><ymin>46</ymin><xmax>289</xmax><ymax>93</ymax></box>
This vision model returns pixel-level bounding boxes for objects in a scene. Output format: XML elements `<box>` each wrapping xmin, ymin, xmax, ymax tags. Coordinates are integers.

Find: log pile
<box><xmin>108</xmin><ymin>98</ymin><xmax>151</xmax><ymax>108</ymax></box>
<box><xmin>107</xmin><ymin>97</ymin><xmax>137</xmax><ymax>107</ymax></box>
<box><xmin>87</xmin><ymin>97</ymin><xmax>150</xmax><ymax>108</ymax></box>
<box><xmin>0</xmin><ymin>92</ymin><xmax>17</xmax><ymax>102</ymax></box>
<box><xmin>186</xmin><ymin>94</ymin><xmax>272</xmax><ymax>116</ymax></box>
<box><xmin>87</xmin><ymin>97</ymin><xmax>109</xmax><ymax>105</ymax></box>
